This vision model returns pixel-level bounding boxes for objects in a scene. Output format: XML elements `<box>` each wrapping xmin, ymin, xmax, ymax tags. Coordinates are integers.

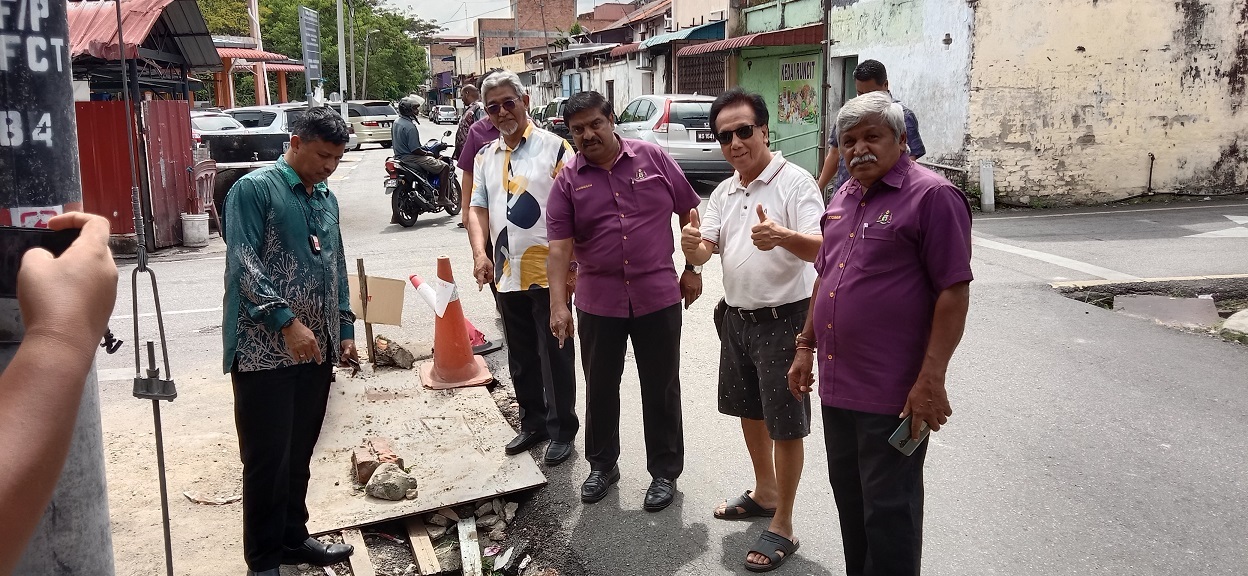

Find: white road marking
<box><xmin>97</xmin><ymin>367</ymin><xmax>137</xmax><ymax>382</ymax></box>
<box><xmin>1186</xmin><ymin>215</ymin><xmax>1248</xmax><ymax>238</ymax></box>
<box><xmin>978</xmin><ymin>203</ymin><xmax>1247</xmax><ymax>221</ymax></box>
<box><xmin>972</xmin><ymin>235</ymin><xmax>1141</xmax><ymax>281</ymax></box>
<box><xmin>112</xmin><ymin>307</ymin><xmax>222</xmax><ymax>321</ymax></box>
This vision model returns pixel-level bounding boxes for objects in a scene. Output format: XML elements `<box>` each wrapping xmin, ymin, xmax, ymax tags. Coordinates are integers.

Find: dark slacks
<box><xmin>496</xmin><ymin>288</ymin><xmax>579</xmax><ymax>442</ymax></box>
<box><xmin>578</xmin><ymin>303</ymin><xmax>684</xmax><ymax>479</ymax></box>
<box><xmin>823</xmin><ymin>406</ymin><xmax>928</xmax><ymax>576</ymax></box>
<box><xmin>232</xmin><ymin>361</ymin><xmax>333</xmax><ymax>571</ymax></box>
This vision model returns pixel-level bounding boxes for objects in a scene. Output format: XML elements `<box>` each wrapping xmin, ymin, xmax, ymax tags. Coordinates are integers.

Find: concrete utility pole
<box><xmin>0</xmin><ymin>0</ymin><xmax>115</xmax><ymax>571</ymax></box>
<box><xmin>337</xmin><ymin>0</ymin><xmax>348</xmax><ymax>117</ymax></box>
<box><xmin>362</xmin><ymin>29</ymin><xmax>380</xmax><ymax>99</ymax></box>
<box><xmin>349</xmin><ymin>0</ymin><xmax>357</xmax><ymax>100</ymax></box>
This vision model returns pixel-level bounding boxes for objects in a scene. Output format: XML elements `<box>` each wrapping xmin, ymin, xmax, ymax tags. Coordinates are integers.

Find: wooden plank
<box><xmin>341</xmin><ymin>528</ymin><xmax>376</xmax><ymax>576</ymax></box>
<box><xmin>405</xmin><ymin>517</ymin><xmax>442</xmax><ymax>575</ymax></box>
<box><xmin>357</xmin><ymin>258</ymin><xmax>377</xmax><ymax>363</ymax></box>
<box><xmin>457</xmin><ymin>517</ymin><xmax>483</xmax><ymax>576</ymax></box>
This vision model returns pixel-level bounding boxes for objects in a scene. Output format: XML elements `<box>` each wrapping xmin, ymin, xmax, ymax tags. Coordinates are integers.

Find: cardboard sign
<box><xmin>348</xmin><ymin>275</ymin><xmax>406</xmax><ymax>326</ymax></box>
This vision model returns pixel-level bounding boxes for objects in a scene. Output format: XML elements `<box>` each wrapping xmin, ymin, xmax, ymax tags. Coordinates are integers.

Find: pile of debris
<box><xmin>353</xmin><ymin>437</ymin><xmax>418</xmax><ymax>501</ymax></box>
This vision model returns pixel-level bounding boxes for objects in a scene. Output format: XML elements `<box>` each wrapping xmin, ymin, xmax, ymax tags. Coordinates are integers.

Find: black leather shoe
<box><xmin>505</xmin><ymin>430</ymin><xmax>550</xmax><ymax>455</ymax></box>
<box><xmin>644</xmin><ymin>477</ymin><xmax>677</xmax><ymax>512</ymax></box>
<box><xmin>246</xmin><ymin>570</ymin><xmax>280</xmax><ymax>576</ymax></box>
<box><xmin>281</xmin><ymin>537</ymin><xmax>353</xmax><ymax>566</ymax></box>
<box><xmin>580</xmin><ymin>466</ymin><xmax>621</xmax><ymax>503</ymax></box>
<box><xmin>544</xmin><ymin>441</ymin><xmax>573</xmax><ymax>466</ymax></box>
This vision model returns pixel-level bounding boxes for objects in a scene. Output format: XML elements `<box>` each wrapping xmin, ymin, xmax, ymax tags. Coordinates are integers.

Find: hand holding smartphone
<box><xmin>888</xmin><ymin>415</ymin><xmax>931</xmax><ymax>456</ymax></box>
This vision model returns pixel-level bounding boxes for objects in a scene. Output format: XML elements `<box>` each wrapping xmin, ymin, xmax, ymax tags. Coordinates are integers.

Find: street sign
<box><xmin>298</xmin><ymin>6</ymin><xmax>323</xmax><ymax>82</ymax></box>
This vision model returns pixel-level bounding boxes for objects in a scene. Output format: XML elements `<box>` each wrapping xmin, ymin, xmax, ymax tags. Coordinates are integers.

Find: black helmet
<box><xmin>398</xmin><ymin>96</ymin><xmax>420</xmax><ymax>119</ymax></box>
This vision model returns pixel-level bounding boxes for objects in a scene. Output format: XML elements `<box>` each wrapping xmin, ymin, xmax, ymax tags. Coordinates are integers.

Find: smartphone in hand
<box><xmin>0</xmin><ymin>226</ymin><xmax>81</xmax><ymax>299</ymax></box>
<box><xmin>888</xmin><ymin>415</ymin><xmax>931</xmax><ymax>457</ymax></box>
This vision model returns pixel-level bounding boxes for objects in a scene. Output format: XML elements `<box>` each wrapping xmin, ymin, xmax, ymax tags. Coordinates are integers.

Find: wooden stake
<box><xmin>341</xmin><ymin>528</ymin><xmax>375</xmax><ymax>576</ymax></box>
<box><xmin>405</xmin><ymin>517</ymin><xmax>442</xmax><ymax>575</ymax></box>
<box><xmin>356</xmin><ymin>258</ymin><xmax>377</xmax><ymax>364</ymax></box>
<box><xmin>457</xmin><ymin>517</ymin><xmax>483</xmax><ymax>576</ymax></box>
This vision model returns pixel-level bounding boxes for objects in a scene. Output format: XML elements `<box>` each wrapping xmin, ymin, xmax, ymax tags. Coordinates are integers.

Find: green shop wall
<box><xmin>736</xmin><ymin>46</ymin><xmax>824</xmax><ymax>176</ymax></box>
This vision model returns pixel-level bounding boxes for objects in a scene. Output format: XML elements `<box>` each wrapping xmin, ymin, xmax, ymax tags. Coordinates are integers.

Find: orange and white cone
<box><xmin>409</xmin><ymin>273</ymin><xmax>501</xmax><ymax>354</ymax></box>
<box><xmin>417</xmin><ymin>256</ymin><xmax>493</xmax><ymax>390</ymax></box>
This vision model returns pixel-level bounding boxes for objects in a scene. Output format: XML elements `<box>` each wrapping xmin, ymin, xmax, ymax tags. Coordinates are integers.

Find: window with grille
<box><xmin>677</xmin><ymin>56</ymin><xmax>726</xmax><ymax>96</ymax></box>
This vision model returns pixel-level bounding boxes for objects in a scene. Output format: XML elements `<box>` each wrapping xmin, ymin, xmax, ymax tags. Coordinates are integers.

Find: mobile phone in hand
<box><xmin>888</xmin><ymin>415</ymin><xmax>931</xmax><ymax>457</ymax></box>
<box><xmin>0</xmin><ymin>226</ymin><xmax>81</xmax><ymax>299</ymax></box>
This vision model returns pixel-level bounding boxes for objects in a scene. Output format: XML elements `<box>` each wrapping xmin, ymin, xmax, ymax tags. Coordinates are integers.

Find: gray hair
<box><xmin>835</xmin><ymin>91</ymin><xmax>905</xmax><ymax>144</ymax></box>
<box><xmin>480</xmin><ymin>69</ymin><xmax>526</xmax><ymax>101</ymax></box>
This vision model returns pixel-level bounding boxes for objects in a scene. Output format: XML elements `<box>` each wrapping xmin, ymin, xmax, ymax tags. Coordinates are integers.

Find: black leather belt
<box><xmin>726</xmin><ymin>298</ymin><xmax>810</xmax><ymax>323</ymax></box>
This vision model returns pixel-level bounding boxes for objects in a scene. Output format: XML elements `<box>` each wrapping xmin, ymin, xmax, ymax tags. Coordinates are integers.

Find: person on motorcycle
<box><xmin>392</xmin><ymin>96</ymin><xmax>453</xmax><ymax>208</ymax></box>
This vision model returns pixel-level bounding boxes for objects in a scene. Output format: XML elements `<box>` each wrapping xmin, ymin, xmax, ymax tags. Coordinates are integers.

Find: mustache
<box><xmin>849</xmin><ymin>153</ymin><xmax>879</xmax><ymax>168</ymax></box>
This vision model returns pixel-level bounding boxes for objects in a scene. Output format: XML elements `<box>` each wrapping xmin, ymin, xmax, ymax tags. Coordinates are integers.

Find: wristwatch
<box><xmin>684</xmin><ymin>264</ymin><xmax>702</xmax><ymax>274</ymax></box>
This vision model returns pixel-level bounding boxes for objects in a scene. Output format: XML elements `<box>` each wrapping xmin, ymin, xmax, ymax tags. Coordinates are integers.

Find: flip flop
<box><xmin>745</xmin><ymin>530</ymin><xmax>800</xmax><ymax>573</ymax></box>
<box><xmin>714</xmin><ymin>490</ymin><xmax>777</xmax><ymax>520</ymax></box>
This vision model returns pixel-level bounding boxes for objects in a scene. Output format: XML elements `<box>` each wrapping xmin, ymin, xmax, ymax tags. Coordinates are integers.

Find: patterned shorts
<box><xmin>713</xmin><ymin>298</ymin><xmax>812</xmax><ymax>440</ymax></box>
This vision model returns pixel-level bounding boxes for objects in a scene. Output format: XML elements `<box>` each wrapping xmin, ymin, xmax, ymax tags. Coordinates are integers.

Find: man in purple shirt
<box><xmin>788</xmin><ymin>91</ymin><xmax>972</xmax><ymax>575</ymax></box>
<box><xmin>457</xmin><ymin>112</ymin><xmax>501</xmax><ymax>229</ymax></box>
<box><xmin>546</xmin><ymin>91</ymin><xmax>702</xmax><ymax>512</ymax></box>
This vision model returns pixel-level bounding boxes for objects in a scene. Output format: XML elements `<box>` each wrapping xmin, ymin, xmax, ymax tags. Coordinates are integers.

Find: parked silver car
<box><xmin>614</xmin><ymin>94</ymin><xmax>732</xmax><ymax>181</ymax></box>
<box><xmin>431</xmin><ymin>105</ymin><xmax>458</xmax><ymax>124</ymax></box>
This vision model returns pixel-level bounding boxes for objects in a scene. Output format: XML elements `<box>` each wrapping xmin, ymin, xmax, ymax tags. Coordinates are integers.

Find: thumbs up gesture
<box><xmin>681</xmin><ymin>208</ymin><xmax>703</xmax><ymax>256</ymax></box>
<box><xmin>751</xmin><ymin>204</ymin><xmax>791</xmax><ymax>251</ymax></box>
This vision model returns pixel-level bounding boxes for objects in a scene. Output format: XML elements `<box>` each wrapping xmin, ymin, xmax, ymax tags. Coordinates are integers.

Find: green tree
<box><xmin>197</xmin><ymin>0</ymin><xmax>439</xmax><ymax>103</ymax></box>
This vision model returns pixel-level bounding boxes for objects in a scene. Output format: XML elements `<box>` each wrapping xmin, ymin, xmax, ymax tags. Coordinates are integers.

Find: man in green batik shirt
<box><xmin>222</xmin><ymin>106</ymin><xmax>358</xmax><ymax>576</ymax></box>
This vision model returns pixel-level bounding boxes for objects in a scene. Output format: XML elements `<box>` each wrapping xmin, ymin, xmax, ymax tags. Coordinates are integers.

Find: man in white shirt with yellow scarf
<box><xmin>467</xmin><ymin>70</ymin><xmax>579</xmax><ymax>466</ymax></box>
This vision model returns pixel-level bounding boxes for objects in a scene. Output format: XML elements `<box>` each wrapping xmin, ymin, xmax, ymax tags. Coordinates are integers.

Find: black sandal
<box><xmin>745</xmin><ymin>530</ymin><xmax>799</xmax><ymax>572</ymax></box>
<box><xmin>714</xmin><ymin>490</ymin><xmax>776</xmax><ymax>520</ymax></box>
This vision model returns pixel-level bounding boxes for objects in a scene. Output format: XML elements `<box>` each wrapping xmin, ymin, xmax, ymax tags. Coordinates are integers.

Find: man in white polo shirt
<box><xmin>681</xmin><ymin>88</ymin><xmax>823</xmax><ymax>572</ymax></box>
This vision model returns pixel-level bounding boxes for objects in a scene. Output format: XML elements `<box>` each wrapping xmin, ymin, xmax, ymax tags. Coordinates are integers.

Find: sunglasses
<box><xmin>485</xmin><ymin>98</ymin><xmax>520</xmax><ymax>116</ymax></box>
<box><xmin>715</xmin><ymin>124</ymin><xmax>760</xmax><ymax>145</ymax></box>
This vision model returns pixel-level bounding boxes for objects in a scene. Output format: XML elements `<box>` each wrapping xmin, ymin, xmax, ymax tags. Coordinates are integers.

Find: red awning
<box><xmin>263</xmin><ymin>63</ymin><xmax>307</xmax><ymax>73</ymax></box>
<box><xmin>68</xmin><ymin>0</ymin><xmax>175</xmax><ymax>61</ymax></box>
<box><xmin>610</xmin><ymin>43</ymin><xmax>640</xmax><ymax>58</ymax></box>
<box><xmin>676</xmin><ymin>24</ymin><xmax>823</xmax><ymax>57</ymax></box>
<box><xmin>218</xmin><ymin>47</ymin><xmax>292</xmax><ymax>62</ymax></box>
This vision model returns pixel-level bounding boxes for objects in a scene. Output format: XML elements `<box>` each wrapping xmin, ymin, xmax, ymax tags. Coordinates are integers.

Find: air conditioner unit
<box><xmin>664</xmin><ymin>17</ymin><xmax>673</xmax><ymax>32</ymax></box>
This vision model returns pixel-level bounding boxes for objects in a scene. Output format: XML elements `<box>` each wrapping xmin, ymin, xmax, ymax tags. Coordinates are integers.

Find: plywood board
<box><xmin>405</xmin><ymin>517</ymin><xmax>441</xmax><ymax>575</ymax></box>
<box><xmin>341</xmin><ymin>528</ymin><xmax>376</xmax><ymax>576</ymax></box>
<box><xmin>304</xmin><ymin>367</ymin><xmax>546</xmax><ymax>534</ymax></box>
<box><xmin>348</xmin><ymin>274</ymin><xmax>407</xmax><ymax>326</ymax></box>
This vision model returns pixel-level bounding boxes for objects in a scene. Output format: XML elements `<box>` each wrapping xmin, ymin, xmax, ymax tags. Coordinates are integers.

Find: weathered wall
<box><xmin>742</xmin><ymin>0</ymin><xmax>822</xmax><ymax>33</ymax></box>
<box><xmin>674</xmin><ymin>0</ymin><xmax>729</xmax><ymax>29</ymax></box>
<box><xmin>738</xmin><ymin>45</ymin><xmax>825</xmax><ymax>175</ymax></box>
<box><xmin>474</xmin><ymin>0</ymin><xmax>576</xmax><ymax>61</ymax></box>
<box><xmin>825</xmin><ymin>0</ymin><xmax>974</xmax><ymax>165</ymax></box>
<box><xmin>968</xmin><ymin>0</ymin><xmax>1248</xmax><ymax>205</ymax></box>
<box><xmin>591</xmin><ymin>56</ymin><xmax>649</xmax><ymax>112</ymax></box>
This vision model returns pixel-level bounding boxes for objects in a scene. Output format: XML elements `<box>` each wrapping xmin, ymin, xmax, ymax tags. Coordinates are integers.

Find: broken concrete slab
<box><xmin>1221</xmin><ymin>309</ymin><xmax>1248</xmax><ymax>344</ymax></box>
<box><xmin>352</xmin><ymin>437</ymin><xmax>405</xmax><ymax>485</ymax></box>
<box><xmin>1113</xmin><ymin>294</ymin><xmax>1222</xmax><ymax>329</ymax></box>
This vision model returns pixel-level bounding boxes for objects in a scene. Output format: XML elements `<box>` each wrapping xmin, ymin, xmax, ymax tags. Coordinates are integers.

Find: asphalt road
<box><xmin>96</xmin><ymin>147</ymin><xmax>1248</xmax><ymax>575</ymax></box>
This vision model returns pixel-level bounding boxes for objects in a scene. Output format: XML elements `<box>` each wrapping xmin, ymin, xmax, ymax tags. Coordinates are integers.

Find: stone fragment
<box><xmin>375</xmin><ymin>335</ymin><xmax>416</xmax><ymax>369</ymax></box>
<box><xmin>478</xmin><ymin>514</ymin><xmax>500</xmax><ymax>528</ymax></box>
<box><xmin>351</xmin><ymin>437</ymin><xmax>404</xmax><ymax>484</ymax></box>
<box><xmin>405</xmin><ymin>488</ymin><xmax>419</xmax><ymax>500</ymax></box>
<box><xmin>427</xmin><ymin>524</ymin><xmax>448</xmax><ymax>540</ymax></box>
<box><xmin>475</xmin><ymin>502</ymin><xmax>493</xmax><ymax>518</ymax></box>
<box><xmin>488</xmin><ymin>525</ymin><xmax>507</xmax><ymax>542</ymax></box>
<box><xmin>365</xmin><ymin>463</ymin><xmax>416</xmax><ymax>501</ymax></box>
<box><xmin>492</xmin><ymin>498</ymin><xmax>504</xmax><ymax>516</ymax></box>
<box><xmin>437</xmin><ymin>507</ymin><xmax>460</xmax><ymax>521</ymax></box>
<box><xmin>503</xmin><ymin>502</ymin><xmax>519</xmax><ymax>523</ymax></box>
<box><xmin>427</xmin><ymin>513</ymin><xmax>451</xmax><ymax>527</ymax></box>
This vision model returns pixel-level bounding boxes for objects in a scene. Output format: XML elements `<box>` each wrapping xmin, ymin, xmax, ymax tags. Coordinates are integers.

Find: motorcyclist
<box><xmin>392</xmin><ymin>96</ymin><xmax>453</xmax><ymax>208</ymax></box>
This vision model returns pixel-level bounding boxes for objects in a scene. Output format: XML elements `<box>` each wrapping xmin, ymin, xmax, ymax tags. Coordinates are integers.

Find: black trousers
<box><xmin>232</xmin><ymin>361</ymin><xmax>333</xmax><ymax>571</ymax></box>
<box><xmin>496</xmin><ymin>288</ymin><xmax>579</xmax><ymax>442</ymax></box>
<box><xmin>578</xmin><ymin>303</ymin><xmax>684</xmax><ymax>479</ymax></box>
<box><xmin>823</xmin><ymin>406</ymin><xmax>928</xmax><ymax>576</ymax></box>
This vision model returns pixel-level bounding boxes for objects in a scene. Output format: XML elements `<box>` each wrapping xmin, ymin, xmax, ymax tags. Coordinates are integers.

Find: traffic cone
<box><xmin>409</xmin><ymin>274</ymin><xmax>503</xmax><ymax>355</ymax></box>
<box><xmin>417</xmin><ymin>256</ymin><xmax>493</xmax><ymax>390</ymax></box>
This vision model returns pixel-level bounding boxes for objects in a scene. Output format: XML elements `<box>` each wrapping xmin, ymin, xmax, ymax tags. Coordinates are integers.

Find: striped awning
<box><xmin>217</xmin><ymin>47</ymin><xmax>291</xmax><ymax>62</ymax></box>
<box><xmin>677</xmin><ymin>24</ymin><xmax>823</xmax><ymax>57</ymax></box>
<box><xmin>610</xmin><ymin>43</ymin><xmax>640</xmax><ymax>58</ymax></box>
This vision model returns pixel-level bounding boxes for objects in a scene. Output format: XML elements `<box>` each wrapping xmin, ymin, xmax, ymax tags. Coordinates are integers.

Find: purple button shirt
<box><xmin>814</xmin><ymin>156</ymin><xmax>973</xmax><ymax>414</ymax></box>
<box><xmin>457</xmin><ymin>119</ymin><xmax>501</xmax><ymax>172</ymax></box>
<box><xmin>547</xmin><ymin>137</ymin><xmax>701</xmax><ymax>318</ymax></box>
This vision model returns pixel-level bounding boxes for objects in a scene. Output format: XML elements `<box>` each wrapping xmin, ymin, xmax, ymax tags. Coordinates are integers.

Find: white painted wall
<box><xmin>825</xmin><ymin>0</ymin><xmax>974</xmax><ymax>164</ymax></box>
<box><xmin>591</xmin><ymin>58</ymin><xmax>649</xmax><ymax>112</ymax></box>
<box><xmin>673</xmin><ymin>0</ymin><xmax>729</xmax><ymax>30</ymax></box>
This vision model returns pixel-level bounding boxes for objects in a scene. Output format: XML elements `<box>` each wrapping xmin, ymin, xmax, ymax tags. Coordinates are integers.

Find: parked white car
<box><xmin>190</xmin><ymin>110</ymin><xmax>247</xmax><ymax>147</ymax></box>
<box><xmin>224</xmin><ymin>103</ymin><xmax>359</xmax><ymax>151</ymax></box>
<box><xmin>615</xmin><ymin>94</ymin><xmax>732</xmax><ymax>181</ymax></box>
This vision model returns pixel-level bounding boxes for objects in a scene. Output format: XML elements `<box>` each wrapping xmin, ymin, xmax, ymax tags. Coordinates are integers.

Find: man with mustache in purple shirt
<box><xmin>546</xmin><ymin>91</ymin><xmax>703</xmax><ymax>512</ymax></box>
<box><xmin>789</xmin><ymin>91</ymin><xmax>972</xmax><ymax>576</ymax></box>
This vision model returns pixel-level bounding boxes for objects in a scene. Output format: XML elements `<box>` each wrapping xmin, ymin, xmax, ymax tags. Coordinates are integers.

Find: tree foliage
<box><xmin>197</xmin><ymin>0</ymin><xmax>440</xmax><ymax>104</ymax></box>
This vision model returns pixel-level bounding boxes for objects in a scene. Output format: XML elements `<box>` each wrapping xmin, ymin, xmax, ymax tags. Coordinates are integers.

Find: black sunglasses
<box><xmin>485</xmin><ymin>98</ymin><xmax>520</xmax><ymax>116</ymax></box>
<box><xmin>715</xmin><ymin>124</ymin><xmax>760</xmax><ymax>145</ymax></box>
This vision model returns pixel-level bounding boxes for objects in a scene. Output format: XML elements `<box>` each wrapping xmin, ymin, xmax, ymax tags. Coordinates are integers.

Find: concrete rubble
<box><xmin>365</xmin><ymin>463</ymin><xmax>417</xmax><ymax>501</ymax></box>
